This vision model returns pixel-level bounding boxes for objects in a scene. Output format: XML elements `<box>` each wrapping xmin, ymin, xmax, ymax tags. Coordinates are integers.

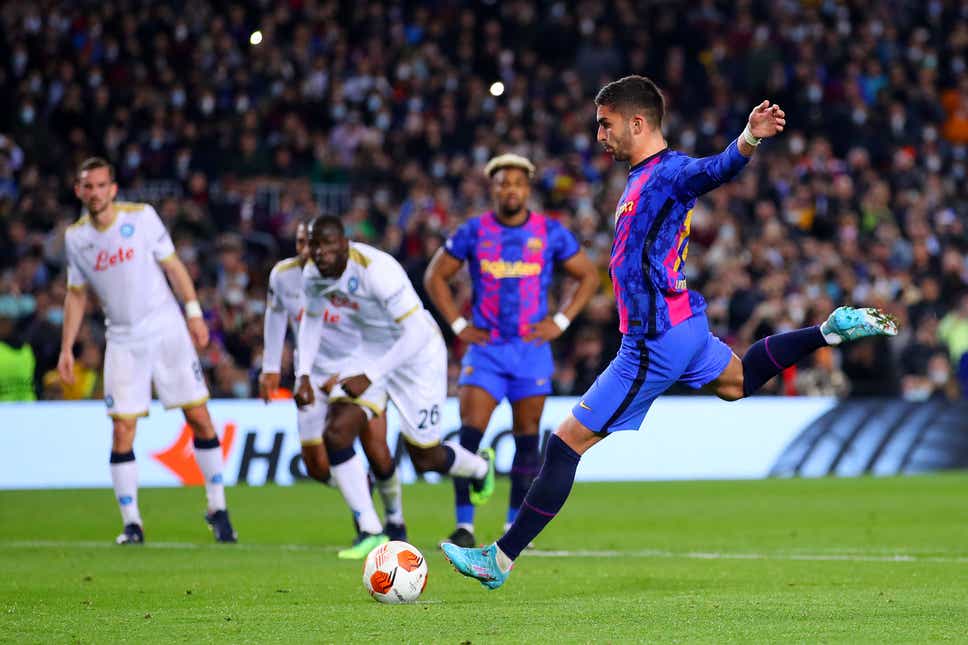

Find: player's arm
<box><xmin>675</xmin><ymin>100</ymin><xmax>786</xmax><ymax>199</ymax></box>
<box><xmin>294</xmin><ymin>278</ymin><xmax>325</xmax><ymax>408</ymax></box>
<box><xmin>259</xmin><ymin>271</ymin><xmax>288</xmax><ymax>403</ymax></box>
<box><xmin>57</xmin><ymin>285</ymin><xmax>87</xmax><ymax>385</ymax></box>
<box><xmin>557</xmin><ymin>249</ymin><xmax>599</xmax><ymax>321</ymax></box>
<box><xmin>423</xmin><ymin>247</ymin><xmax>489</xmax><ymax>345</ymax></box>
<box><xmin>159</xmin><ymin>254</ymin><xmax>208</xmax><ymax>349</ymax></box>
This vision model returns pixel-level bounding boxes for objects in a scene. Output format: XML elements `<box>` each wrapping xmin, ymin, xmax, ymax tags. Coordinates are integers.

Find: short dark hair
<box><xmin>77</xmin><ymin>157</ymin><xmax>115</xmax><ymax>182</ymax></box>
<box><xmin>595</xmin><ymin>75</ymin><xmax>665</xmax><ymax>128</ymax></box>
<box><xmin>308</xmin><ymin>214</ymin><xmax>344</xmax><ymax>238</ymax></box>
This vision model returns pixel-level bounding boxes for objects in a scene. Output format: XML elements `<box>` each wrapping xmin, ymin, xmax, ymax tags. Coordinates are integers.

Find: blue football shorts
<box><xmin>572</xmin><ymin>314</ymin><xmax>734</xmax><ymax>434</ymax></box>
<box><xmin>459</xmin><ymin>337</ymin><xmax>554</xmax><ymax>403</ymax></box>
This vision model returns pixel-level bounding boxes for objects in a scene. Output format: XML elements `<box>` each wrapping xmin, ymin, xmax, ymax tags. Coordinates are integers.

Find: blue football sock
<box><xmin>497</xmin><ymin>434</ymin><xmax>580</xmax><ymax>560</ymax></box>
<box><xmin>508</xmin><ymin>433</ymin><xmax>540</xmax><ymax>523</ymax></box>
<box><xmin>742</xmin><ymin>326</ymin><xmax>825</xmax><ymax>396</ymax></box>
<box><xmin>453</xmin><ymin>425</ymin><xmax>483</xmax><ymax>527</ymax></box>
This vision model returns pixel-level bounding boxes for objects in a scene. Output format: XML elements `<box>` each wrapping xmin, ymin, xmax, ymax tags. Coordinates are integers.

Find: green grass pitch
<box><xmin>2</xmin><ymin>474</ymin><xmax>967</xmax><ymax>643</ymax></box>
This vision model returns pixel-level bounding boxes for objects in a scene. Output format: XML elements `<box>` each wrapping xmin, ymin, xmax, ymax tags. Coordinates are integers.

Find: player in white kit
<box><xmin>295</xmin><ymin>215</ymin><xmax>496</xmax><ymax>559</ymax></box>
<box><xmin>259</xmin><ymin>220</ymin><xmax>406</xmax><ymax>540</ymax></box>
<box><xmin>58</xmin><ymin>158</ymin><xmax>236</xmax><ymax>545</ymax></box>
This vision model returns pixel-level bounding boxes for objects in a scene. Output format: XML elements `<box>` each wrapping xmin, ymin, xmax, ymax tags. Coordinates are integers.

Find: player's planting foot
<box><xmin>205</xmin><ymin>510</ymin><xmax>238</xmax><ymax>543</ymax></box>
<box><xmin>469</xmin><ymin>448</ymin><xmax>496</xmax><ymax>506</ymax></box>
<box><xmin>441</xmin><ymin>542</ymin><xmax>510</xmax><ymax>590</ymax></box>
<box><xmin>820</xmin><ymin>306</ymin><xmax>898</xmax><ymax>345</ymax></box>
<box><xmin>115</xmin><ymin>523</ymin><xmax>144</xmax><ymax>545</ymax></box>
<box><xmin>441</xmin><ymin>527</ymin><xmax>476</xmax><ymax>548</ymax></box>
<box><xmin>384</xmin><ymin>522</ymin><xmax>407</xmax><ymax>541</ymax></box>
<box><xmin>338</xmin><ymin>532</ymin><xmax>388</xmax><ymax>560</ymax></box>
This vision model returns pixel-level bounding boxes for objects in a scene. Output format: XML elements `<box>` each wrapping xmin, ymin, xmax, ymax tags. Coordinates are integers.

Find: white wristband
<box><xmin>450</xmin><ymin>316</ymin><xmax>468</xmax><ymax>335</ymax></box>
<box><xmin>553</xmin><ymin>312</ymin><xmax>571</xmax><ymax>332</ymax></box>
<box><xmin>742</xmin><ymin>124</ymin><xmax>761</xmax><ymax>147</ymax></box>
<box><xmin>185</xmin><ymin>300</ymin><xmax>203</xmax><ymax>319</ymax></box>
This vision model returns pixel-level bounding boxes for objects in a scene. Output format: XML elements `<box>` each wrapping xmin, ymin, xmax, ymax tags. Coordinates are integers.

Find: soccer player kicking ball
<box><xmin>259</xmin><ymin>220</ymin><xmax>404</xmax><ymax>541</ymax></box>
<box><xmin>295</xmin><ymin>216</ymin><xmax>496</xmax><ymax>559</ymax></box>
<box><xmin>442</xmin><ymin>75</ymin><xmax>897</xmax><ymax>588</ymax></box>
<box><xmin>425</xmin><ymin>154</ymin><xmax>599</xmax><ymax>547</ymax></box>
<box><xmin>59</xmin><ymin>158</ymin><xmax>236</xmax><ymax>545</ymax></box>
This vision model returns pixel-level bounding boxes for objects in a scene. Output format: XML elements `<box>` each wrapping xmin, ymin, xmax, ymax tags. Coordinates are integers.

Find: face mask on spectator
<box><xmin>232</xmin><ymin>381</ymin><xmax>249</xmax><ymax>398</ymax></box>
<box><xmin>172</xmin><ymin>89</ymin><xmax>186</xmax><ymax>108</ymax></box>
<box><xmin>200</xmin><ymin>95</ymin><xmax>215</xmax><ymax>115</ymax></box>
<box><xmin>20</xmin><ymin>106</ymin><xmax>34</xmax><ymax>124</ymax></box>
<box><xmin>47</xmin><ymin>307</ymin><xmax>64</xmax><ymax>325</ymax></box>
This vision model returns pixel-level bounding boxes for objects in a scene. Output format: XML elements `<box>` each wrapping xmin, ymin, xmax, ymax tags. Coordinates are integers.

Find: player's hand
<box><xmin>458</xmin><ymin>325</ymin><xmax>491</xmax><ymax>346</ymax></box>
<box><xmin>294</xmin><ymin>375</ymin><xmax>315</xmax><ymax>409</ymax></box>
<box><xmin>187</xmin><ymin>316</ymin><xmax>210</xmax><ymax>349</ymax></box>
<box><xmin>57</xmin><ymin>350</ymin><xmax>75</xmax><ymax>385</ymax></box>
<box><xmin>524</xmin><ymin>318</ymin><xmax>563</xmax><ymax>344</ymax></box>
<box><xmin>258</xmin><ymin>371</ymin><xmax>280</xmax><ymax>403</ymax></box>
<box><xmin>339</xmin><ymin>374</ymin><xmax>371</xmax><ymax>399</ymax></box>
<box><xmin>320</xmin><ymin>374</ymin><xmax>339</xmax><ymax>395</ymax></box>
<box><xmin>748</xmin><ymin>100</ymin><xmax>785</xmax><ymax>139</ymax></box>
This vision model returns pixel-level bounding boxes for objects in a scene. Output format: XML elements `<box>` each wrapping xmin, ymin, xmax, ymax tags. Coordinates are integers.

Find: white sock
<box><xmin>324</xmin><ymin>470</ymin><xmax>338</xmax><ymax>488</ymax></box>
<box><xmin>457</xmin><ymin>522</ymin><xmax>474</xmax><ymax>533</ymax></box>
<box><xmin>193</xmin><ymin>444</ymin><xmax>227</xmax><ymax>512</ymax></box>
<box><xmin>375</xmin><ymin>468</ymin><xmax>404</xmax><ymax>525</ymax></box>
<box><xmin>331</xmin><ymin>454</ymin><xmax>382</xmax><ymax>534</ymax></box>
<box><xmin>444</xmin><ymin>441</ymin><xmax>487</xmax><ymax>479</ymax></box>
<box><xmin>494</xmin><ymin>543</ymin><xmax>514</xmax><ymax>572</ymax></box>
<box><xmin>110</xmin><ymin>459</ymin><xmax>142</xmax><ymax>526</ymax></box>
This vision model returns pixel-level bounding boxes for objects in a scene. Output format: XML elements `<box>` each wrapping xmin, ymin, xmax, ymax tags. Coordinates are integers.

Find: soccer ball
<box><xmin>362</xmin><ymin>540</ymin><xmax>428</xmax><ymax>604</ymax></box>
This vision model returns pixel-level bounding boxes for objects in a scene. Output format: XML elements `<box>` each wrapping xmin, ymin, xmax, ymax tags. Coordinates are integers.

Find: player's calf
<box><xmin>301</xmin><ymin>444</ymin><xmax>332</xmax><ymax>484</ymax></box>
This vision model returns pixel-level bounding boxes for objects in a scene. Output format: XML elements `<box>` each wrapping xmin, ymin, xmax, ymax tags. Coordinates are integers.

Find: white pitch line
<box><xmin>2</xmin><ymin>541</ymin><xmax>966</xmax><ymax>564</ymax></box>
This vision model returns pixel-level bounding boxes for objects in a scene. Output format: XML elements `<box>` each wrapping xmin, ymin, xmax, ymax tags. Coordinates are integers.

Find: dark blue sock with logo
<box><xmin>742</xmin><ymin>326</ymin><xmax>826</xmax><ymax>396</ymax></box>
<box><xmin>507</xmin><ymin>434</ymin><xmax>541</xmax><ymax>524</ymax></box>
<box><xmin>497</xmin><ymin>434</ymin><xmax>580</xmax><ymax>560</ymax></box>
<box><xmin>453</xmin><ymin>425</ymin><xmax>483</xmax><ymax>526</ymax></box>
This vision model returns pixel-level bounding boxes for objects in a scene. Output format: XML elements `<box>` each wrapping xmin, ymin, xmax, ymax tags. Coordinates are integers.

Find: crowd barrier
<box><xmin>1</xmin><ymin>397</ymin><xmax>964</xmax><ymax>489</ymax></box>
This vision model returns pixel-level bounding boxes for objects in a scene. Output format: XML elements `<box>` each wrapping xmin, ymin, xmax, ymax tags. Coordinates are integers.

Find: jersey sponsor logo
<box><xmin>526</xmin><ymin>237</ymin><xmax>544</xmax><ymax>251</ymax></box>
<box><xmin>94</xmin><ymin>247</ymin><xmax>135</xmax><ymax>271</ymax></box>
<box><xmin>674</xmin><ymin>278</ymin><xmax>688</xmax><ymax>290</ymax></box>
<box><xmin>120</xmin><ymin>223</ymin><xmax>135</xmax><ymax>238</ymax></box>
<box><xmin>326</xmin><ymin>291</ymin><xmax>360</xmax><ymax>310</ymax></box>
<box><xmin>480</xmin><ymin>259</ymin><xmax>542</xmax><ymax>278</ymax></box>
<box><xmin>616</xmin><ymin>199</ymin><xmax>636</xmax><ymax>220</ymax></box>
<box><xmin>322</xmin><ymin>309</ymin><xmax>341</xmax><ymax>324</ymax></box>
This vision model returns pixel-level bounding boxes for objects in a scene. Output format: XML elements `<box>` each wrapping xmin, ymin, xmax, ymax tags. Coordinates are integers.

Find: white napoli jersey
<box><xmin>301</xmin><ymin>242</ymin><xmax>435</xmax><ymax>358</ymax></box>
<box><xmin>267</xmin><ymin>256</ymin><xmax>362</xmax><ymax>367</ymax></box>
<box><xmin>65</xmin><ymin>202</ymin><xmax>182</xmax><ymax>343</ymax></box>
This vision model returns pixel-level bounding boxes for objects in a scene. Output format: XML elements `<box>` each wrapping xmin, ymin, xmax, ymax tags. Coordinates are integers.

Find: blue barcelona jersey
<box><xmin>445</xmin><ymin>211</ymin><xmax>580</xmax><ymax>342</ymax></box>
<box><xmin>610</xmin><ymin>142</ymin><xmax>749</xmax><ymax>337</ymax></box>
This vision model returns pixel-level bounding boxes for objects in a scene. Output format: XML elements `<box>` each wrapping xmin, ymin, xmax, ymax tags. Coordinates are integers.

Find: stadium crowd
<box><xmin>1</xmin><ymin>0</ymin><xmax>967</xmax><ymax>403</ymax></box>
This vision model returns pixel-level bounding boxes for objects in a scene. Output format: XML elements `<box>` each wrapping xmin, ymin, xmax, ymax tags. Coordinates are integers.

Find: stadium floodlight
<box><xmin>250</xmin><ymin>30</ymin><xmax>263</xmax><ymax>46</ymax></box>
<box><xmin>489</xmin><ymin>81</ymin><xmax>505</xmax><ymax>97</ymax></box>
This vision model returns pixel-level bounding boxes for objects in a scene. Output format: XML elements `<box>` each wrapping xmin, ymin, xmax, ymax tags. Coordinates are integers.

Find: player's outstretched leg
<box><xmin>185</xmin><ymin>405</ymin><xmax>237</xmax><ymax>543</ymax></box>
<box><xmin>442</xmin><ymin>416</ymin><xmax>595</xmax><ymax>590</ymax></box>
<box><xmin>731</xmin><ymin>305</ymin><xmax>898</xmax><ymax>399</ymax></box>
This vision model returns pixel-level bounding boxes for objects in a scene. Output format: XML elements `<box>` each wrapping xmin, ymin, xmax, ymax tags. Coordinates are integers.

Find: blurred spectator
<box><xmin>0</xmin><ymin>297</ymin><xmax>36</xmax><ymax>401</ymax></box>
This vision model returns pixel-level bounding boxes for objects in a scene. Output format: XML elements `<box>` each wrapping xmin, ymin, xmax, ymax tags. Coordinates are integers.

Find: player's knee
<box><xmin>716</xmin><ymin>385</ymin><xmax>745</xmax><ymax>402</ymax></box>
<box><xmin>301</xmin><ymin>447</ymin><xmax>331</xmax><ymax>482</ymax></box>
<box><xmin>184</xmin><ymin>405</ymin><xmax>215</xmax><ymax>437</ymax></box>
<box><xmin>111</xmin><ymin>419</ymin><xmax>137</xmax><ymax>451</ymax></box>
<box><xmin>407</xmin><ymin>445</ymin><xmax>440</xmax><ymax>473</ymax></box>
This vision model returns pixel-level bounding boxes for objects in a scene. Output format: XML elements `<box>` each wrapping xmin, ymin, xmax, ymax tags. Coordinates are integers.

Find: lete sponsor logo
<box><xmin>94</xmin><ymin>247</ymin><xmax>135</xmax><ymax>271</ymax></box>
<box><xmin>151</xmin><ymin>423</ymin><xmax>237</xmax><ymax>484</ymax></box>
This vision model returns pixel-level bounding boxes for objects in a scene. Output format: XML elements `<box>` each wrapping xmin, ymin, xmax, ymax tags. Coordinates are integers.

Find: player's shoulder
<box><xmin>348</xmin><ymin>241</ymin><xmax>396</xmax><ymax>270</ymax></box>
<box><xmin>270</xmin><ymin>256</ymin><xmax>303</xmax><ymax>283</ymax></box>
<box><xmin>66</xmin><ymin>214</ymin><xmax>91</xmax><ymax>235</ymax></box>
<box><xmin>114</xmin><ymin>201</ymin><xmax>155</xmax><ymax>216</ymax></box>
<box><xmin>271</xmin><ymin>256</ymin><xmax>303</xmax><ymax>276</ymax></box>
